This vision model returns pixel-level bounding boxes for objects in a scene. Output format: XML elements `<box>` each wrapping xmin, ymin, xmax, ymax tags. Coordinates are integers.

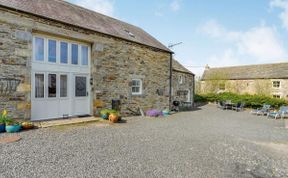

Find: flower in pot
<box><xmin>0</xmin><ymin>110</ymin><xmax>8</xmax><ymax>132</ymax></box>
<box><xmin>5</xmin><ymin>118</ymin><xmax>21</xmax><ymax>133</ymax></box>
<box><xmin>109</xmin><ymin>113</ymin><xmax>119</xmax><ymax>123</ymax></box>
<box><xmin>21</xmin><ymin>121</ymin><xmax>34</xmax><ymax>130</ymax></box>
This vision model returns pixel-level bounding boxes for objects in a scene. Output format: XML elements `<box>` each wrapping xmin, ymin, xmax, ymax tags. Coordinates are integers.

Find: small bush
<box><xmin>198</xmin><ymin>92</ymin><xmax>288</xmax><ymax>109</ymax></box>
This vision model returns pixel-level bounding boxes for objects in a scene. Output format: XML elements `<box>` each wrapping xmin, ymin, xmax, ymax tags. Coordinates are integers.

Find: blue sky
<box><xmin>67</xmin><ymin>0</ymin><xmax>288</xmax><ymax>76</ymax></box>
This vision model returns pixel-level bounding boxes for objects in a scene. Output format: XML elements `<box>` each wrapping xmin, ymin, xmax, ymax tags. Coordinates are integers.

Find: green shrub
<box><xmin>194</xmin><ymin>94</ymin><xmax>208</xmax><ymax>103</ymax></box>
<box><xmin>198</xmin><ymin>92</ymin><xmax>288</xmax><ymax>109</ymax></box>
<box><xmin>100</xmin><ymin>109</ymin><xmax>119</xmax><ymax>116</ymax></box>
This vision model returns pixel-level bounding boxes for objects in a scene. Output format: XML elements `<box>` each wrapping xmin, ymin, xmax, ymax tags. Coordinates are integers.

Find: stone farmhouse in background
<box><xmin>0</xmin><ymin>0</ymin><xmax>194</xmax><ymax>120</ymax></box>
<box><xmin>172</xmin><ymin>59</ymin><xmax>195</xmax><ymax>107</ymax></box>
<box><xmin>200</xmin><ymin>63</ymin><xmax>288</xmax><ymax>99</ymax></box>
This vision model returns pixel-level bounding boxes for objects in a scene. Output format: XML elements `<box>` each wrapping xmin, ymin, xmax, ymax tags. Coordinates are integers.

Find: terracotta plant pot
<box><xmin>21</xmin><ymin>122</ymin><xmax>34</xmax><ymax>130</ymax></box>
<box><xmin>109</xmin><ymin>114</ymin><xmax>119</xmax><ymax>123</ymax></box>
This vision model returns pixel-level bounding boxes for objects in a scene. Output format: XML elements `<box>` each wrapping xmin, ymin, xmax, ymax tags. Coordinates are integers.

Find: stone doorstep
<box><xmin>32</xmin><ymin>117</ymin><xmax>101</xmax><ymax>128</ymax></box>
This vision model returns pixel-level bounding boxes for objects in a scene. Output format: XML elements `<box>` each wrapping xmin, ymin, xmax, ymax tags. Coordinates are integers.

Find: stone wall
<box><xmin>0</xmin><ymin>16</ymin><xmax>32</xmax><ymax>119</ymax></box>
<box><xmin>172</xmin><ymin>71</ymin><xmax>194</xmax><ymax>105</ymax></box>
<box><xmin>200</xmin><ymin>79</ymin><xmax>288</xmax><ymax>100</ymax></box>
<box><xmin>0</xmin><ymin>7</ymin><xmax>171</xmax><ymax>118</ymax></box>
<box><xmin>92</xmin><ymin>40</ymin><xmax>170</xmax><ymax>116</ymax></box>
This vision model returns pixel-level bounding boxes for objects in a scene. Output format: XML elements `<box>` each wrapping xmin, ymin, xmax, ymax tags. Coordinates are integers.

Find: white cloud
<box><xmin>67</xmin><ymin>0</ymin><xmax>114</xmax><ymax>17</ymax></box>
<box><xmin>237</xmin><ymin>26</ymin><xmax>286</xmax><ymax>60</ymax></box>
<box><xmin>199</xmin><ymin>20</ymin><xmax>287</xmax><ymax>62</ymax></box>
<box><xmin>207</xmin><ymin>49</ymin><xmax>241</xmax><ymax>67</ymax></box>
<box><xmin>198</xmin><ymin>20</ymin><xmax>225</xmax><ymax>38</ymax></box>
<box><xmin>170</xmin><ymin>0</ymin><xmax>181</xmax><ymax>12</ymax></box>
<box><xmin>270</xmin><ymin>0</ymin><xmax>288</xmax><ymax>30</ymax></box>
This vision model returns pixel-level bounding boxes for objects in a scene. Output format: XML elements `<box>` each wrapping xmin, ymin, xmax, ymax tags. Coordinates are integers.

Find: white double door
<box><xmin>31</xmin><ymin>72</ymin><xmax>90</xmax><ymax>120</ymax></box>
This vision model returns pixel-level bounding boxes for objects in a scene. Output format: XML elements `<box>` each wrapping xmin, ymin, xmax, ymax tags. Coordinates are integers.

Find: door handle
<box><xmin>87</xmin><ymin>91</ymin><xmax>89</xmax><ymax>96</ymax></box>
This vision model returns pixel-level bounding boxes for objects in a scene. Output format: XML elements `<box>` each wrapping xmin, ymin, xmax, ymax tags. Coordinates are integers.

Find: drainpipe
<box><xmin>169</xmin><ymin>53</ymin><xmax>173</xmax><ymax>110</ymax></box>
<box><xmin>192</xmin><ymin>74</ymin><xmax>195</xmax><ymax>107</ymax></box>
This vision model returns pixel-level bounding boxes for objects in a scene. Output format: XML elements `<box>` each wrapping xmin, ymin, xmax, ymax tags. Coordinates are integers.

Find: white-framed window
<box><xmin>34</xmin><ymin>37</ymin><xmax>45</xmax><ymax>61</ymax></box>
<box><xmin>33</xmin><ymin>36</ymin><xmax>89</xmax><ymax>66</ymax></box>
<box><xmin>60</xmin><ymin>42</ymin><xmax>68</xmax><ymax>64</ymax></box>
<box><xmin>179</xmin><ymin>75</ymin><xmax>183</xmax><ymax>84</ymax></box>
<box><xmin>131</xmin><ymin>79</ymin><xmax>142</xmax><ymax>95</ymax></box>
<box><xmin>35</xmin><ymin>73</ymin><xmax>45</xmax><ymax>98</ymax></box>
<box><xmin>48</xmin><ymin>39</ymin><xmax>57</xmax><ymax>63</ymax></box>
<box><xmin>272</xmin><ymin>81</ymin><xmax>280</xmax><ymax>88</ymax></box>
<box><xmin>60</xmin><ymin>74</ymin><xmax>68</xmax><ymax>97</ymax></box>
<box><xmin>71</xmin><ymin>44</ymin><xmax>78</xmax><ymax>65</ymax></box>
<box><xmin>48</xmin><ymin>74</ymin><xmax>57</xmax><ymax>98</ymax></box>
<box><xmin>81</xmin><ymin>45</ymin><xmax>89</xmax><ymax>65</ymax></box>
<box><xmin>273</xmin><ymin>94</ymin><xmax>280</xmax><ymax>99</ymax></box>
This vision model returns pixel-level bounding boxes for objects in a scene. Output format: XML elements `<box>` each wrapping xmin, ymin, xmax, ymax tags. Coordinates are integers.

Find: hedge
<box><xmin>195</xmin><ymin>93</ymin><xmax>288</xmax><ymax>109</ymax></box>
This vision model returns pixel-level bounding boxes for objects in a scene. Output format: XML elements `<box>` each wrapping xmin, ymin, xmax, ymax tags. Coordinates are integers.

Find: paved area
<box><xmin>0</xmin><ymin>105</ymin><xmax>288</xmax><ymax>178</ymax></box>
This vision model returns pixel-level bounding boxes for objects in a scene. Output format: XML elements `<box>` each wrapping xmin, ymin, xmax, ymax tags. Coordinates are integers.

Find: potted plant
<box><xmin>5</xmin><ymin>118</ymin><xmax>21</xmax><ymax>133</ymax></box>
<box><xmin>0</xmin><ymin>110</ymin><xmax>8</xmax><ymax>133</ymax></box>
<box><xmin>100</xmin><ymin>109</ymin><xmax>120</xmax><ymax>121</ymax></box>
<box><xmin>109</xmin><ymin>113</ymin><xmax>119</xmax><ymax>123</ymax></box>
<box><xmin>21</xmin><ymin>121</ymin><xmax>34</xmax><ymax>130</ymax></box>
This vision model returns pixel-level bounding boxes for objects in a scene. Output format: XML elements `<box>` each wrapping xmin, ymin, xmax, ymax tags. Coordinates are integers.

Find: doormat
<box><xmin>0</xmin><ymin>135</ymin><xmax>21</xmax><ymax>143</ymax></box>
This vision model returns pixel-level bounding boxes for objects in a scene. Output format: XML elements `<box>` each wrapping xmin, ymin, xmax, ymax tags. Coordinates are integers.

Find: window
<box><xmin>33</xmin><ymin>36</ymin><xmax>90</xmax><ymax>65</ymax></box>
<box><xmin>48</xmin><ymin>40</ymin><xmax>57</xmax><ymax>63</ymax></box>
<box><xmin>35</xmin><ymin>74</ymin><xmax>44</xmax><ymax>98</ymax></box>
<box><xmin>81</xmin><ymin>45</ymin><xmax>88</xmax><ymax>65</ymax></box>
<box><xmin>219</xmin><ymin>83</ymin><xmax>225</xmax><ymax>90</ymax></box>
<box><xmin>272</xmin><ymin>81</ymin><xmax>280</xmax><ymax>88</ymax></box>
<box><xmin>60</xmin><ymin>42</ymin><xmax>68</xmax><ymax>64</ymax></box>
<box><xmin>48</xmin><ymin>74</ymin><xmax>57</xmax><ymax>97</ymax></box>
<box><xmin>72</xmin><ymin>44</ymin><xmax>78</xmax><ymax>65</ymax></box>
<box><xmin>60</xmin><ymin>75</ymin><xmax>68</xmax><ymax>97</ymax></box>
<box><xmin>131</xmin><ymin>79</ymin><xmax>142</xmax><ymax>95</ymax></box>
<box><xmin>273</xmin><ymin>94</ymin><xmax>280</xmax><ymax>99</ymax></box>
<box><xmin>34</xmin><ymin>37</ymin><xmax>44</xmax><ymax>61</ymax></box>
<box><xmin>75</xmin><ymin>76</ymin><xmax>87</xmax><ymax>97</ymax></box>
<box><xmin>179</xmin><ymin>75</ymin><xmax>183</xmax><ymax>84</ymax></box>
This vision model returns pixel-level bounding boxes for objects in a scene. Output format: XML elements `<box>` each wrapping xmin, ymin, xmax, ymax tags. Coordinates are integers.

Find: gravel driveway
<box><xmin>1</xmin><ymin>105</ymin><xmax>288</xmax><ymax>178</ymax></box>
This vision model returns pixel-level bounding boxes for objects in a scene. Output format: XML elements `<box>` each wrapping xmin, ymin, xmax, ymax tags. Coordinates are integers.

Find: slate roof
<box><xmin>173</xmin><ymin>59</ymin><xmax>194</xmax><ymax>75</ymax></box>
<box><xmin>202</xmin><ymin>63</ymin><xmax>288</xmax><ymax>80</ymax></box>
<box><xmin>0</xmin><ymin>0</ymin><xmax>171</xmax><ymax>52</ymax></box>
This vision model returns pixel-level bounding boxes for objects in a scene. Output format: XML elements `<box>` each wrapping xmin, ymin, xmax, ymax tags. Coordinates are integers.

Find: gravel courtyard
<box><xmin>1</xmin><ymin>105</ymin><xmax>288</xmax><ymax>178</ymax></box>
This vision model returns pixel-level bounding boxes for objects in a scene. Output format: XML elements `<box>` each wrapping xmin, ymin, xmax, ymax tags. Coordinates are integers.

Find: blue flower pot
<box><xmin>162</xmin><ymin>111</ymin><xmax>170</xmax><ymax>116</ymax></box>
<box><xmin>0</xmin><ymin>123</ymin><xmax>5</xmax><ymax>132</ymax></box>
<box><xmin>101</xmin><ymin>114</ymin><xmax>108</xmax><ymax>120</ymax></box>
<box><xmin>5</xmin><ymin>124</ymin><xmax>21</xmax><ymax>133</ymax></box>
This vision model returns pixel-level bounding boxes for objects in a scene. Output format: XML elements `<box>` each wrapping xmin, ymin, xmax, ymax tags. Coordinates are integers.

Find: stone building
<box><xmin>0</xmin><ymin>0</ymin><xmax>174</xmax><ymax>120</ymax></box>
<box><xmin>172</xmin><ymin>59</ymin><xmax>195</xmax><ymax>109</ymax></box>
<box><xmin>201</xmin><ymin>63</ymin><xmax>288</xmax><ymax>99</ymax></box>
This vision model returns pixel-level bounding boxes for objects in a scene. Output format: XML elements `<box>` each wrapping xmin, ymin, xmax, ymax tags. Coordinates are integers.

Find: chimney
<box><xmin>205</xmin><ymin>64</ymin><xmax>210</xmax><ymax>70</ymax></box>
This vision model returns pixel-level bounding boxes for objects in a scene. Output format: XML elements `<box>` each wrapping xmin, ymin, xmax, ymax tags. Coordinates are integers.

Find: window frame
<box><xmin>272</xmin><ymin>81</ymin><xmax>281</xmax><ymax>88</ymax></box>
<box><xmin>131</xmin><ymin>79</ymin><xmax>143</xmax><ymax>95</ymax></box>
<box><xmin>34</xmin><ymin>37</ymin><xmax>45</xmax><ymax>62</ymax></box>
<box><xmin>34</xmin><ymin>73</ymin><xmax>45</xmax><ymax>99</ymax></box>
<box><xmin>32</xmin><ymin>35</ymin><xmax>90</xmax><ymax>67</ymax></box>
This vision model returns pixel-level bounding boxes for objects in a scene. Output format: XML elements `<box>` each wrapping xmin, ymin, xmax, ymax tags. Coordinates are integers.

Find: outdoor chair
<box><xmin>217</xmin><ymin>101</ymin><xmax>225</xmax><ymax>110</ymax></box>
<box><xmin>232</xmin><ymin>102</ymin><xmax>245</xmax><ymax>112</ymax></box>
<box><xmin>250</xmin><ymin>104</ymin><xmax>271</xmax><ymax>116</ymax></box>
<box><xmin>224</xmin><ymin>100</ymin><xmax>233</xmax><ymax>110</ymax></box>
<box><xmin>267</xmin><ymin>106</ymin><xmax>288</xmax><ymax>119</ymax></box>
